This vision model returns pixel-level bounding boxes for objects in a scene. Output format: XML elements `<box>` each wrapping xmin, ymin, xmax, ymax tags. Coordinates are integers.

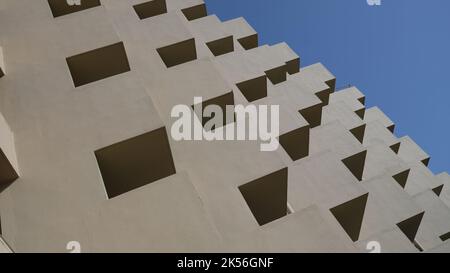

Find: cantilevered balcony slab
<box><xmin>254</xmin><ymin>95</ymin><xmax>310</xmax><ymax>161</ymax></box>
<box><xmin>214</xmin><ymin>45</ymin><xmax>287</xmax><ymax>89</ymax></box>
<box><xmin>310</xmin><ymin>120</ymin><xmax>366</xmax><ymax>161</ymax></box>
<box><xmin>362</xmin><ymin>143</ymin><xmax>410</xmax><ymax>182</ymax></box>
<box><xmin>364</xmin><ymin>107</ymin><xmax>396</xmax><ymax>133</ymax></box>
<box><xmin>397</xmin><ymin>136</ymin><xmax>431</xmax><ymax>166</ymax></box>
<box><xmin>358</xmin><ymin>176</ymin><xmax>423</xmax><ymax>241</ymax></box>
<box><xmin>187</xmin><ymin>15</ymin><xmax>234</xmax><ymax>58</ymax></box>
<box><xmin>404</xmin><ymin>162</ymin><xmax>443</xmax><ymax>196</ymax></box>
<box><xmin>363</xmin><ymin>121</ymin><xmax>400</xmax><ymax>153</ymax></box>
<box><xmin>299</xmin><ymin>63</ymin><xmax>336</xmax><ymax>93</ymax></box>
<box><xmin>322</xmin><ymin>101</ymin><xmax>366</xmax><ymax>143</ymax></box>
<box><xmin>288</xmin><ymin>151</ymin><xmax>367</xmax><ymax>213</ymax></box>
<box><xmin>269</xmin><ymin>43</ymin><xmax>300</xmax><ymax>75</ymax></box>
<box><xmin>289</xmin><ymin>67</ymin><xmax>334</xmax><ymax>105</ymax></box>
<box><xmin>330</xmin><ymin>86</ymin><xmax>365</xmax><ymax>106</ymax></box>
<box><xmin>272</xmin><ymin>80</ymin><xmax>324</xmax><ymax>128</ymax></box>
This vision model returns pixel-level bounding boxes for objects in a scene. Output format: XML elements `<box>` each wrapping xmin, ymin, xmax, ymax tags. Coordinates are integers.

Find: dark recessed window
<box><xmin>239</xmin><ymin>168</ymin><xmax>288</xmax><ymax>226</ymax></box>
<box><xmin>95</xmin><ymin>127</ymin><xmax>176</xmax><ymax>199</ymax></box>
<box><xmin>66</xmin><ymin>42</ymin><xmax>131</xmax><ymax>87</ymax></box>
<box><xmin>133</xmin><ymin>0</ymin><xmax>167</xmax><ymax>20</ymax></box>
<box><xmin>157</xmin><ymin>39</ymin><xmax>197</xmax><ymax>68</ymax></box>
<box><xmin>181</xmin><ymin>4</ymin><xmax>207</xmax><ymax>21</ymax></box>
<box><xmin>48</xmin><ymin>0</ymin><xmax>101</xmax><ymax>18</ymax></box>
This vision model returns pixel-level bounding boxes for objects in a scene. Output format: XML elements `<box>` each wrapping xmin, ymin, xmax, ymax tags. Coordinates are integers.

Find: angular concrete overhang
<box><xmin>397</xmin><ymin>136</ymin><xmax>431</xmax><ymax>166</ymax></box>
<box><xmin>363</xmin><ymin>121</ymin><xmax>400</xmax><ymax>153</ymax></box>
<box><xmin>330</xmin><ymin>87</ymin><xmax>366</xmax><ymax>120</ymax></box>
<box><xmin>288</xmin><ymin>151</ymin><xmax>367</xmax><ymax>214</ymax></box>
<box><xmin>222</xmin><ymin>17</ymin><xmax>258</xmax><ymax>51</ymax></box>
<box><xmin>364</xmin><ymin>106</ymin><xmax>396</xmax><ymax>133</ymax></box>
<box><xmin>272</xmin><ymin>80</ymin><xmax>324</xmax><ymax>128</ymax></box>
<box><xmin>323</xmin><ymin>101</ymin><xmax>366</xmax><ymax>143</ymax></box>
<box><xmin>358</xmin><ymin>176</ymin><xmax>423</xmax><ymax>241</ymax></box>
<box><xmin>289</xmin><ymin>66</ymin><xmax>334</xmax><ymax>105</ymax></box>
<box><xmin>255</xmin><ymin>95</ymin><xmax>310</xmax><ymax>161</ymax></box>
<box><xmin>300</xmin><ymin>63</ymin><xmax>336</xmax><ymax>93</ymax></box>
<box><xmin>186</xmin><ymin>15</ymin><xmax>234</xmax><ymax>58</ymax></box>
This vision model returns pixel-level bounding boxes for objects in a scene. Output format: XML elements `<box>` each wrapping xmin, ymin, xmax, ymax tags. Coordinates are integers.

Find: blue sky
<box><xmin>205</xmin><ymin>0</ymin><xmax>450</xmax><ymax>174</ymax></box>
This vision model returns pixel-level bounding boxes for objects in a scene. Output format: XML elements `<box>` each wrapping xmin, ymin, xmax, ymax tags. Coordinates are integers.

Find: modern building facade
<box><xmin>0</xmin><ymin>0</ymin><xmax>449</xmax><ymax>253</ymax></box>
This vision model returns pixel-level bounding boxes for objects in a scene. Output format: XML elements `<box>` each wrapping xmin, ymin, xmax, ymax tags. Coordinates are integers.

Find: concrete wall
<box><xmin>0</xmin><ymin>0</ymin><xmax>448</xmax><ymax>253</ymax></box>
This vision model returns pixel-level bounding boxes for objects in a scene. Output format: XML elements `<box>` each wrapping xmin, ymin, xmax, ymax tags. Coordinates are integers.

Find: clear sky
<box><xmin>205</xmin><ymin>0</ymin><xmax>450</xmax><ymax>174</ymax></box>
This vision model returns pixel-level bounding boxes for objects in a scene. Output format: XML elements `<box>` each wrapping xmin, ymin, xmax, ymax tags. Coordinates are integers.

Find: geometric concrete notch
<box><xmin>236</xmin><ymin>76</ymin><xmax>267</xmax><ymax>102</ymax></box>
<box><xmin>0</xmin><ymin>148</ymin><xmax>19</xmax><ymax>193</ymax></box>
<box><xmin>433</xmin><ymin>184</ymin><xmax>444</xmax><ymax>197</ymax></box>
<box><xmin>206</xmin><ymin>36</ymin><xmax>234</xmax><ymax>57</ymax></box>
<box><xmin>342</xmin><ymin>150</ymin><xmax>367</xmax><ymax>181</ymax></box>
<box><xmin>396</xmin><ymin>212</ymin><xmax>425</xmax><ymax>242</ymax></box>
<box><xmin>95</xmin><ymin>127</ymin><xmax>176</xmax><ymax>199</ymax></box>
<box><xmin>265</xmin><ymin>66</ymin><xmax>287</xmax><ymax>85</ymax></box>
<box><xmin>133</xmin><ymin>0</ymin><xmax>167</xmax><ymax>20</ymax></box>
<box><xmin>286</xmin><ymin>58</ymin><xmax>300</xmax><ymax>75</ymax></box>
<box><xmin>279</xmin><ymin>126</ymin><xmax>310</xmax><ymax>161</ymax></box>
<box><xmin>390</xmin><ymin>142</ymin><xmax>401</xmax><ymax>154</ymax></box>
<box><xmin>157</xmin><ymin>38</ymin><xmax>197</xmax><ymax>68</ymax></box>
<box><xmin>238</xmin><ymin>35</ymin><xmax>258</xmax><ymax>51</ymax></box>
<box><xmin>181</xmin><ymin>4</ymin><xmax>207</xmax><ymax>21</ymax></box>
<box><xmin>47</xmin><ymin>0</ymin><xmax>101</xmax><ymax>18</ymax></box>
<box><xmin>392</xmin><ymin>169</ymin><xmax>410</xmax><ymax>189</ymax></box>
<box><xmin>239</xmin><ymin>168</ymin><xmax>288</xmax><ymax>226</ymax></box>
<box><xmin>349</xmin><ymin>124</ymin><xmax>366</xmax><ymax>144</ymax></box>
<box><xmin>299</xmin><ymin>103</ymin><xmax>323</xmax><ymax>128</ymax></box>
<box><xmin>421</xmin><ymin>157</ymin><xmax>430</xmax><ymax>167</ymax></box>
<box><xmin>354</xmin><ymin>108</ymin><xmax>365</xmax><ymax>120</ymax></box>
<box><xmin>66</xmin><ymin>42</ymin><xmax>131</xmax><ymax>87</ymax></box>
<box><xmin>330</xmin><ymin>193</ymin><xmax>369</xmax><ymax>242</ymax></box>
